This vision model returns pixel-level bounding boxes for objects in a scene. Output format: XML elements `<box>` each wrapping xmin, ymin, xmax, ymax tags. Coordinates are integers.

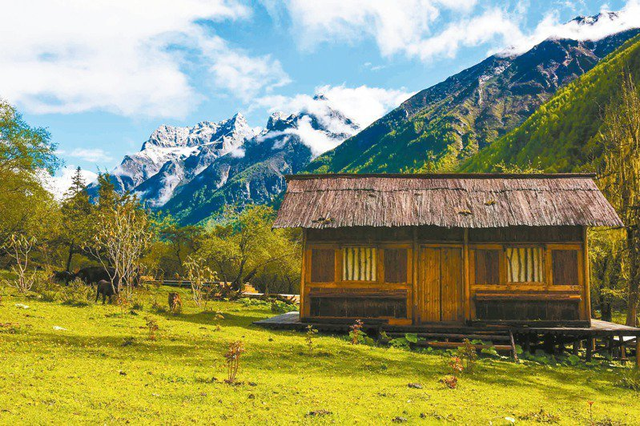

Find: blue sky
<box><xmin>2</xmin><ymin>0</ymin><xmax>637</xmax><ymax>189</ymax></box>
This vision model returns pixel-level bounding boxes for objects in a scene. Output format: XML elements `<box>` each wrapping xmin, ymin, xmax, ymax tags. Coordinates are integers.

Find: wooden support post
<box><xmin>509</xmin><ymin>331</ymin><xmax>519</xmax><ymax>362</ymax></box>
<box><xmin>524</xmin><ymin>334</ymin><xmax>531</xmax><ymax>353</ymax></box>
<box><xmin>299</xmin><ymin>229</ymin><xmax>307</xmax><ymax>320</ymax></box>
<box><xmin>463</xmin><ymin>229</ymin><xmax>470</xmax><ymax>323</ymax></box>
<box><xmin>583</xmin><ymin>227</ymin><xmax>591</xmax><ymax>323</ymax></box>
<box><xmin>620</xmin><ymin>334</ymin><xmax>627</xmax><ymax>361</ymax></box>
<box><xmin>412</xmin><ymin>227</ymin><xmax>419</xmax><ymax>325</ymax></box>
<box><xmin>586</xmin><ymin>340</ymin><xmax>593</xmax><ymax>362</ymax></box>
<box><xmin>608</xmin><ymin>336</ymin><xmax>615</xmax><ymax>359</ymax></box>
<box><xmin>636</xmin><ymin>338</ymin><xmax>640</xmax><ymax>368</ymax></box>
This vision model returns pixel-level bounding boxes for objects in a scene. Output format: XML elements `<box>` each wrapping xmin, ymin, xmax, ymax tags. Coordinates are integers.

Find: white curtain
<box><xmin>343</xmin><ymin>247</ymin><xmax>377</xmax><ymax>281</ymax></box>
<box><xmin>506</xmin><ymin>247</ymin><xmax>544</xmax><ymax>283</ymax></box>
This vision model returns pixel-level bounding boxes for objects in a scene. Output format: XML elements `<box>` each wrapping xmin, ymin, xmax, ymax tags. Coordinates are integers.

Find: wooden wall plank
<box><xmin>441</xmin><ymin>247</ymin><xmax>464</xmax><ymax>322</ymax></box>
<box><xmin>311</xmin><ymin>248</ymin><xmax>335</xmax><ymax>283</ymax></box>
<box><xmin>420</xmin><ymin>247</ymin><xmax>441</xmax><ymax>322</ymax></box>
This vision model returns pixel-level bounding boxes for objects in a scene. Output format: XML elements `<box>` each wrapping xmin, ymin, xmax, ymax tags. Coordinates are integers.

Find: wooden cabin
<box><xmin>273</xmin><ymin>174</ymin><xmax>623</xmax><ymax>328</ymax></box>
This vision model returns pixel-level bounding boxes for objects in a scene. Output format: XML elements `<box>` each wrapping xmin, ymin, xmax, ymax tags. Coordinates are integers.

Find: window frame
<box><xmin>470</xmin><ymin>243</ymin><xmax>583</xmax><ymax>292</ymax></box>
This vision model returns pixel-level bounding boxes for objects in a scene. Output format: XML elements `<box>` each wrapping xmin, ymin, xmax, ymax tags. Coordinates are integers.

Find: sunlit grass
<box><xmin>0</xmin><ymin>285</ymin><xmax>638</xmax><ymax>425</ymax></box>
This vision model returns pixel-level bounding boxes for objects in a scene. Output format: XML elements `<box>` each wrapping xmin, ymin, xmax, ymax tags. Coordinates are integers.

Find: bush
<box><xmin>60</xmin><ymin>278</ymin><xmax>94</xmax><ymax>306</ymax></box>
<box><xmin>616</xmin><ymin>368</ymin><xmax>640</xmax><ymax>391</ymax></box>
<box><xmin>270</xmin><ymin>300</ymin><xmax>297</xmax><ymax>314</ymax></box>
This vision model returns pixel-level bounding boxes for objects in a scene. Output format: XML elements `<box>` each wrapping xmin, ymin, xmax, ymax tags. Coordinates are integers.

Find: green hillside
<box><xmin>461</xmin><ymin>35</ymin><xmax>640</xmax><ymax>173</ymax></box>
<box><xmin>306</xmin><ymin>31</ymin><xmax>640</xmax><ymax>174</ymax></box>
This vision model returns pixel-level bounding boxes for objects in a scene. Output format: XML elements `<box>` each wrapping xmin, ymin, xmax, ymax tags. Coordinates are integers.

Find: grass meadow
<box><xmin>0</xmin><ymin>285</ymin><xmax>638</xmax><ymax>425</ymax></box>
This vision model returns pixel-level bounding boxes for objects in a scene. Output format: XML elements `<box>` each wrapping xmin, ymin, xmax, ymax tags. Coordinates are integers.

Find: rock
<box><xmin>306</xmin><ymin>410</ymin><xmax>332</xmax><ymax>417</ymax></box>
<box><xmin>392</xmin><ymin>416</ymin><xmax>408</xmax><ymax>423</ymax></box>
<box><xmin>407</xmin><ymin>383</ymin><xmax>423</xmax><ymax>389</ymax></box>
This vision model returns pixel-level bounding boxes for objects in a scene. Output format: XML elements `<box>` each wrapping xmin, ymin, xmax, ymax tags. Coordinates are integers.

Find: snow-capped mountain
<box><xmin>88</xmin><ymin>114</ymin><xmax>257</xmax><ymax>208</ymax></box>
<box><xmin>91</xmin><ymin>100</ymin><xmax>360</xmax><ymax>218</ymax></box>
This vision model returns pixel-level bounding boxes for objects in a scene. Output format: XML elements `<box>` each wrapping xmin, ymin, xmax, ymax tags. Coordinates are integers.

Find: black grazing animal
<box><xmin>52</xmin><ymin>271</ymin><xmax>74</xmax><ymax>285</ymax></box>
<box><xmin>75</xmin><ymin>266</ymin><xmax>114</xmax><ymax>285</ymax></box>
<box><xmin>96</xmin><ymin>280</ymin><xmax>118</xmax><ymax>304</ymax></box>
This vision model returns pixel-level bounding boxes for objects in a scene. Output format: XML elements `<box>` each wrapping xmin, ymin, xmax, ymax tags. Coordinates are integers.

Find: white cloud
<box><xmin>272</xmin><ymin>0</ymin><xmax>640</xmax><ymax>62</ymax></box>
<box><xmin>408</xmin><ymin>10</ymin><xmax>521</xmax><ymax>61</ymax></box>
<box><xmin>208</xmin><ymin>48</ymin><xmax>291</xmax><ymax>102</ymax></box>
<box><xmin>500</xmin><ymin>2</ymin><xmax>640</xmax><ymax>56</ymax></box>
<box><xmin>68</xmin><ymin>148</ymin><xmax>113</xmax><ymax>163</ymax></box>
<box><xmin>40</xmin><ymin>166</ymin><xmax>99</xmax><ymax>201</ymax></box>
<box><xmin>0</xmin><ymin>0</ymin><xmax>289</xmax><ymax>118</ymax></box>
<box><xmin>257</xmin><ymin>85</ymin><xmax>413</xmax><ymax>130</ymax></box>
<box><xmin>255</xmin><ymin>85</ymin><xmax>414</xmax><ymax>156</ymax></box>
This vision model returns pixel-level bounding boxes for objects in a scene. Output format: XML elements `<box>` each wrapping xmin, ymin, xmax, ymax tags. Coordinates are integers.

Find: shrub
<box><xmin>145</xmin><ymin>317</ymin><xmax>159</xmax><ymax>341</ymax></box>
<box><xmin>349</xmin><ymin>319</ymin><xmax>364</xmax><ymax>345</ymax></box>
<box><xmin>439</xmin><ymin>375</ymin><xmax>458</xmax><ymax>389</ymax></box>
<box><xmin>616</xmin><ymin>369</ymin><xmax>640</xmax><ymax>391</ymax></box>
<box><xmin>457</xmin><ymin>339</ymin><xmax>478</xmax><ymax>373</ymax></box>
<box><xmin>270</xmin><ymin>299</ymin><xmax>298</xmax><ymax>314</ymax></box>
<box><xmin>60</xmin><ymin>278</ymin><xmax>94</xmax><ymax>307</ymax></box>
<box><xmin>224</xmin><ymin>340</ymin><xmax>245</xmax><ymax>384</ymax></box>
<box><xmin>305</xmin><ymin>325</ymin><xmax>318</xmax><ymax>353</ymax></box>
<box><xmin>448</xmin><ymin>356</ymin><xmax>464</xmax><ymax>376</ymax></box>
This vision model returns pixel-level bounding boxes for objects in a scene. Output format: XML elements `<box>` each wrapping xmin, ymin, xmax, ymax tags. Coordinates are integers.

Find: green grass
<box><xmin>0</xmin><ymin>285</ymin><xmax>638</xmax><ymax>425</ymax></box>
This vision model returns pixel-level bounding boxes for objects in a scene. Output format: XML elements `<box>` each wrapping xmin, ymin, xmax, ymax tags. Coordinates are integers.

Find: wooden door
<box><xmin>419</xmin><ymin>246</ymin><xmax>464</xmax><ymax>323</ymax></box>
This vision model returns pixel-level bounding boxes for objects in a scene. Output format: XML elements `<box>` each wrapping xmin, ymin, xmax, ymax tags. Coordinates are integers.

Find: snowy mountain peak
<box><xmin>571</xmin><ymin>11</ymin><xmax>620</xmax><ymax>26</ymax></box>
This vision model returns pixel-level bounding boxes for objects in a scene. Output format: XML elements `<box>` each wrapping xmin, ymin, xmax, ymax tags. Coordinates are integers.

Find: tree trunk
<box><xmin>626</xmin><ymin>228</ymin><xmax>639</xmax><ymax>326</ymax></box>
<box><xmin>601</xmin><ymin>302</ymin><xmax>612</xmax><ymax>322</ymax></box>
<box><xmin>65</xmin><ymin>240</ymin><xmax>74</xmax><ymax>272</ymax></box>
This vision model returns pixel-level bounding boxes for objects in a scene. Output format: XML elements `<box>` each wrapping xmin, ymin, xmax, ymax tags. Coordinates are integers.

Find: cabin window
<box><xmin>310</xmin><ymin>248</ymin><xmax>335</xmax><ymax>282</ymax></box>
<box><xmin>552</xmin><ymin>250</ymin><xmax>579</xmax><ymax>286</ymax></box>
<box><xmin>474</xmin><ymin>249</ymin><xmax>500</xmax><ymax>285</ymax></box>
<box><xmin>506</xmin><ymin>247</ymin><xmax>544</xmax><ymax>283</ymax></box>
<box><xmin>343</xmin><ymin>247</ymin><xmax>377</xmax><ymax>281</ymax></box>
<box><xmin>384</xmin><ymin>248</ymin><xmax>408</xmax><ymax>283</ymax></box>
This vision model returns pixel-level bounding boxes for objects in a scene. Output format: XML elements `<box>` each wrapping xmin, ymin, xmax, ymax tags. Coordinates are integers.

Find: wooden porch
<box><xmin>255</xmin><ymin>313</ymin><xmax>640</xmax><ymax>363</ymax></box>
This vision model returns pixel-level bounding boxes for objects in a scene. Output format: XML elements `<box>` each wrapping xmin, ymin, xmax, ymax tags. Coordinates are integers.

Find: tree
<box><xmin>158</xmin><ymin>221</ymin><xmax>202</xmax><ymax>275</ymax></box>
<box><xmin>2</xmin><ymin>234</ymin><xmax>37</xmax><ymax>292</ymax></box>
<box><xmin>598</xmin><ymin>72</ymin><xmax>640</xmax><ymax>326</ymax></box>
<box><xmin>60</xmin><ymin>167</ymin><xmax>93</xmax><ymax>271</ymax></box>
<box><xmin>197</xmin><ymin>205</ymin><xmax>300</xmax><ymax>292</ymax></box>
<box><xmin>85</xmin><ymin>176</ymin><xmax>152</xmax><ymax>301</ymax></box>
<box><xmin>0</xmin><ymin>100</ymin><xmax>59</xmax><ymax>247</ymax></box>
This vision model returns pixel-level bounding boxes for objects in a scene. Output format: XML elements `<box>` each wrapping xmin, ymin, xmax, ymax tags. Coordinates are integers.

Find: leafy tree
<box><xmin>197</xmin><ymin>205</ymin><xmax>300</xmax><ymax>292</ymax></box>
<box><xmin>85</xmin><ymin>173</ymin><xmax>153</xmax><ymax>300</ymax></box>
<box><xmin>158</xmin><ymin>221</ymin><xmax>202</xmax><ymax>275</ymax></box>
<box><xmin>598</xmin><ymin>72</ymin><xmax>640</xmax><ymax>326</ymax></box>
<box><xmin>0</xmin><ymin>100</ymin><xmax>59</xmax><ymax>247</ymax></box>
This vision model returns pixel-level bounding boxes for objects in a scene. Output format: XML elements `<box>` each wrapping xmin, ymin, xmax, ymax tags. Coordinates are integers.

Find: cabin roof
<box><xmin>273</xmin><ymin>173</ymin><xmax>623</xmax><ymax>229</ymax></box>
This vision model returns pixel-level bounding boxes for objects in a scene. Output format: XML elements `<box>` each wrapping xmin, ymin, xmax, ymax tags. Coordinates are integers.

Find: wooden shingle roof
<box><xmin>273</xmin><ymin>174</ymin><xmax>623</xmax><ymax>229</ymax></box>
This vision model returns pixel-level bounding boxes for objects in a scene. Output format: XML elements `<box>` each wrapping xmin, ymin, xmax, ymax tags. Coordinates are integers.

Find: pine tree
<box><xmin>60</xmin><ymin>167</ymin><xmax>93</xmax><ymax>272</ymax></box>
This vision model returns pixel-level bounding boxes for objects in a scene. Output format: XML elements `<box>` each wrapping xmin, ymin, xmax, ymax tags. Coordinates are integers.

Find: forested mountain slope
<box><xmin>461</xmin><ymin>35</ymin><xmax>640</xmax><ymax>173</ymax></box>
<box><xmin>306</xmin><ymin>26</ymin><xmax>640</xmax><ymax>174</ymax></box>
